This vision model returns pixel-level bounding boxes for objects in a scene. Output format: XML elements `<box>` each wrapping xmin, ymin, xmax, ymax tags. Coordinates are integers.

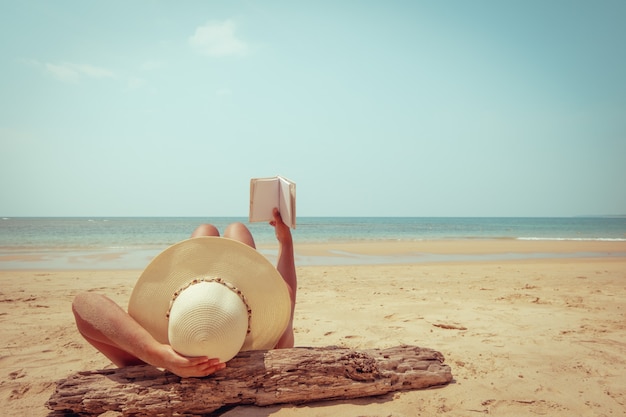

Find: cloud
<box><xmin>43</xmin><ymin>62</ymin><xmax>115</xmax><ymax>83</ymax></box>
<box><xmin>189</xmin><ymin>19</ymin><xmax>248</xmax><ymax>57</ymax></box>
<box><xmin>26</xmin><ymin>60</ymin><xmax>152</xmax><ymax>91</ymax></box>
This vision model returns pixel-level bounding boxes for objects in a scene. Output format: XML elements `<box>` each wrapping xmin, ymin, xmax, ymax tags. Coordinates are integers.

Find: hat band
<box><xmin>166</xmin><ymin>277</ymin><xmax>252</xmax><ymax>334</ymax></box>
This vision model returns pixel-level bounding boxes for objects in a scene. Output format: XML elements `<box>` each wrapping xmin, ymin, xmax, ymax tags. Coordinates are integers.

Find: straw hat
<box><xmin>128</xmin><ymin>236</ymin><xmax>291</xmax><ymax>362</ymax></box>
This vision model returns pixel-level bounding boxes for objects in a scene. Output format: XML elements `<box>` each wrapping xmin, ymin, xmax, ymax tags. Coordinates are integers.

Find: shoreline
<box><xmin>1</xmin><ymin>239</ymin><xmax>625</xmax><ymax>270</ymax></box>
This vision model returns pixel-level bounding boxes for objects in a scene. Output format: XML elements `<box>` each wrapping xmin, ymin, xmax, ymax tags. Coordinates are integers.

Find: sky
<box><xmin>1</xmin><ymin>1</ymin><xmax>625</xmax><ymax>217</ymax></box>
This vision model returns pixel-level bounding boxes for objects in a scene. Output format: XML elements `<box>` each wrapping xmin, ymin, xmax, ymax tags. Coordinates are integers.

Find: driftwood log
<box><xmin>47</xmin><ymin>345</ymin><xmax>452</xmax><ymax>416</ymax></box>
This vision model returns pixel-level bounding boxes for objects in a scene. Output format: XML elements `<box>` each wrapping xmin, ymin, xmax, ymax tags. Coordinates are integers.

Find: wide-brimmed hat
<box><xmin>128</xmin><ymin>236</ymin><xmax>291</xmax><ymax>362</ymax></box>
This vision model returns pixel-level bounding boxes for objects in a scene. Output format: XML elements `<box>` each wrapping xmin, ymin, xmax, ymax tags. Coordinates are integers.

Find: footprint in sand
<box><xmin>9</xmin><ymin>384</ymin><xmax>30</xmax><ymax>400</ymax></box>
<box><xmin>9</xmin><ymin>369</ymin><xmax>26</xmax><ymax>380</ymax></box>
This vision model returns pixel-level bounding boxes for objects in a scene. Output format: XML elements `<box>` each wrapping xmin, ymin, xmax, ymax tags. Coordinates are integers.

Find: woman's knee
<box><xmin>224</xmin><ymin>222</ymin><xmax>256</xmax><ymax>248</ymax></box>
<box><xmin>191</xmin><ymin>224</ymin><xmax>220</xmax><ymax>238</ymax></box>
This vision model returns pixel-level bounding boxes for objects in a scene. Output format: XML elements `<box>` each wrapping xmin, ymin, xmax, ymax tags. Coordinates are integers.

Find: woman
<box><xmin>72</xmin><ymin>208</ymin><xmax>296</xmax><ymax>378</ymax></box>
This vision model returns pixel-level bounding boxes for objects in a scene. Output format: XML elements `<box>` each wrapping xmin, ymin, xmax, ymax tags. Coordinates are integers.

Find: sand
<box><xmin>1</xmin><ymin>240</ymin><xmax>625</xmax><ymax>416</ymax></box>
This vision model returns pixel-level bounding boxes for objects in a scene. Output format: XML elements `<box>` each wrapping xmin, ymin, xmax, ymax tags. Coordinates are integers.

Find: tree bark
<box><xmin>47</xmin><ymin>345</ymin><xmax>452</xmax><ymax>416</ymax></box>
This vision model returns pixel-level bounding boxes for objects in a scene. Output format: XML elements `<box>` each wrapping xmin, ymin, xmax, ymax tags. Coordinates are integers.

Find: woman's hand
<box><xmin>155</xmin><ymin>344</ymin><xmax>225</xmax><ymax>378</ymax></box>
<box><xmin>270</xmin><ymin>208</ymin><xmax>292</xmax><ymax>245</ymax></box>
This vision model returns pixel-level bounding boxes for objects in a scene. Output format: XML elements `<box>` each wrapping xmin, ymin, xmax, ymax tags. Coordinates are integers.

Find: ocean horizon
<box><xmin>1</xmin><ymin>216</ymin><xmax>625</xmax><ymax>269</ymax></box>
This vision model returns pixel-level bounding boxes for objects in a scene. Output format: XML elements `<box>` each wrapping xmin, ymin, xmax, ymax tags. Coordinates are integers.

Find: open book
<box><xmin>249</xmin><ymin>176</ymin><xmax>296</xmax><ymax>229</ymax></box>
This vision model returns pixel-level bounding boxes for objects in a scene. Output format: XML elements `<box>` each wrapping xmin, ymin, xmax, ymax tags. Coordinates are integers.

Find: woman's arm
<box><xmin>270</xmin><ymin>208</ymin><xmax>297</xmax><ymax>348</ymax></box>
<box><xmin>72</xmin><ymin>292</ymin><xmax>225</xmax><ymax>377</ymax></box>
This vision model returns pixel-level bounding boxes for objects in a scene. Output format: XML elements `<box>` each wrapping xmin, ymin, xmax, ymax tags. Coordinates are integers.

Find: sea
<box><xmin>1</xmin><ymin>217</ymin><xmax>625</xmax><ymax>269</ymax></box>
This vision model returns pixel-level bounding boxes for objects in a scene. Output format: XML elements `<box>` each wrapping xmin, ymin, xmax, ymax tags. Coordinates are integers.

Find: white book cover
<box><xmin>249</xmin><ymin>176</ymin><xmax>296</xmax><ymax>229</ymax></box>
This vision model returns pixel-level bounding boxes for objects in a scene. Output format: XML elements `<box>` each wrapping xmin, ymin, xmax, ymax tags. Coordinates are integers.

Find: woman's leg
<box><xmin>190</xmin><ymin>222</ymin><xmax>295</xmax><ymax>347</ymax></box>
<box><xmin>224</xmin><ymin>222</ymin><xmax>256</xmax><ymax>248</ymax></box>
<box><xmin>191</xmin><ymin>222</ymin><xmax>255</xmax><ymax>247</ymax></box>
<box><xmin>224</xmin><ymin>220</ymin><xmax>295</xmax><ymax>347</ymax></box>
<box><xmin>191</xmin><ymin>224</ymin><xmax>220</xmax><ymax>238</ymax></box>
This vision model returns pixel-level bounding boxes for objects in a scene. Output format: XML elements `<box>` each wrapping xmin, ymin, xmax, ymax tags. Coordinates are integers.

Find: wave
<box><xmin>517</xmin><ymin>237</ymin><xmax>626</xmax><ymax>242</ymax></box>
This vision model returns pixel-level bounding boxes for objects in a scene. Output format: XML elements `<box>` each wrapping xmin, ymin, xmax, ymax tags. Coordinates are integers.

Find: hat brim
<box><xmin>128</xmin><ymin>237</ymin><xmax>291</xmax><ymax>354</ymax></box>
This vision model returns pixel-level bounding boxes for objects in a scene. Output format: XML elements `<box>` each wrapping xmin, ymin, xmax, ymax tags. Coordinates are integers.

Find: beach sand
<box><xmin>1</xmin><ymin>240</ymin><xmax>625</xmax><ymax>416</ymax></box>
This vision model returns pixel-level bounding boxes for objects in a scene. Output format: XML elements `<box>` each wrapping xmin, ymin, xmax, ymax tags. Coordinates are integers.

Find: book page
<box><xmin>278</xmin><ymin>177</ymin><xmax>296</xmax><ymax>228</ymax></box>
<box><xmin>249</xmin><ymin>176</ymin><xmax>296</xmax><ymax>228</ymax></box>
<box><xmin>249</xmin><ymin>177</ymin><xmax>279</xmax><ymax>224</ymax></box>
